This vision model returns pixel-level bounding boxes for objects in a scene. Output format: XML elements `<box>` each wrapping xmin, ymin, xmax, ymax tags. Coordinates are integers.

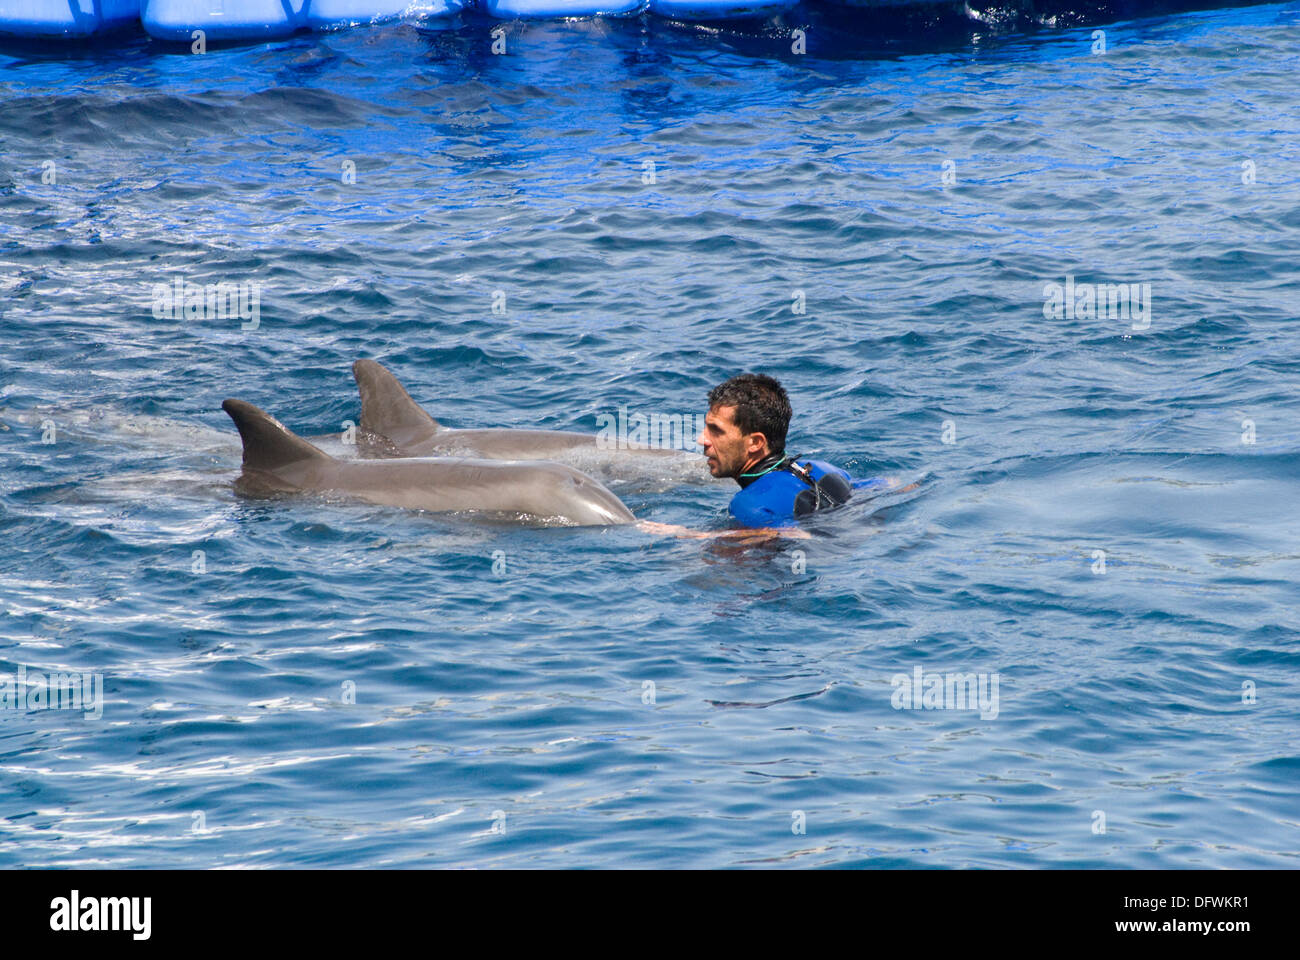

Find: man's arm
<box><xmin>636</xmin><ymin>520</ymin><xmax>811</xmax><ymax>541</ymax></box>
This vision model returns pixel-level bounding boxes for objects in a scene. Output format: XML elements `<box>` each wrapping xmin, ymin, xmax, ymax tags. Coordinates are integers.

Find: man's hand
<box><xmin>636</xmin><ymin>520</ymin><xmax>711</xmax><ymax>539</ymax></box>
<box><xmin>636</xmin><ymin>520</ymin><xmax>811</xmax><ymax>541</ymax></box>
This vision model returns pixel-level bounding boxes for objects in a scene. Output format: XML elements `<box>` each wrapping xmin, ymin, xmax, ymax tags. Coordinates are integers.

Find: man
<box><xmin>638</xmin><ymin>373</ymin><xmax>895</xmax><ymax>540</ymax></box>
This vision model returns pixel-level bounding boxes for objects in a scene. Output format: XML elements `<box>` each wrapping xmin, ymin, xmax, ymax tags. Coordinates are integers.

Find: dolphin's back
<box><xmin>222</xmin><ymin>398</ymin><xmax>330</xmax><ymax>474</ymax></box>
<box><xmin>221</xmin><ymin>397</ymin><xmax>633</xmax><ymax>526</ymax></box>
<box><xmin>349</xmin><ymin>358</ymin><xmax>690</xmax><ymax>464</ymax></box>
<box><xmin>352</xmin><ymin>358</ymin><xmax>440</xmax><ymax>448</ymax></box>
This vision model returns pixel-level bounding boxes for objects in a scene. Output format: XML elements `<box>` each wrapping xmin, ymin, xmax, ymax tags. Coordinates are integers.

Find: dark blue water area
<box><xmin>1</xmin><ymin>2</ymin><xmax>1298</xmax><ymax>868</ymax></box>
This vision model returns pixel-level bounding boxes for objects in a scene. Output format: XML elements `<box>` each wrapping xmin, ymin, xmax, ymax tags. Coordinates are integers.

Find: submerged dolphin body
<box><xmin>351</xmin><ymin>359</ymin><xmax>694</xmax><ymax>462</ymax></box>
<box><xmin>222</xmin><ymin>398</ymin><xmax>635</xmax><ymax>527</ymax></box>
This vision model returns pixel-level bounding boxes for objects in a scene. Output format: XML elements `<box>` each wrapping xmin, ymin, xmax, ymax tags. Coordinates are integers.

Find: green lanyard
<box><xmin>740</xmin><ymin>453</ymin><xmax>806</xmax><ymax>482</ymax></box>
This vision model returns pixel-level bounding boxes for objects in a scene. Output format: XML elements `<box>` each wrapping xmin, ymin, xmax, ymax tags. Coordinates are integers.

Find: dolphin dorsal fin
<box><xmin>352</xmin><ymin>358</ymin><xmax>440</xmax><ymax>446</ymax></box>
<box><xmin>222</xmin><ymin>398</ymin><xmax>330</xmax><ymax>472</ymax></box>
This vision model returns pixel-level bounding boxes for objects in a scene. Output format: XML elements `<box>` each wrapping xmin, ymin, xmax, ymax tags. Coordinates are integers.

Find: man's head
<box><xmin>697</xmin><ymin>373</ymin><xmax>792</xmax><ymax>480</ymax></box>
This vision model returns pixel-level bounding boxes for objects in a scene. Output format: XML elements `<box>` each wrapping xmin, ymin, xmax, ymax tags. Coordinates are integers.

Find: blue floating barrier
<box><xmin>303</xmin><ymin>0</ymin><xmax>463</xmax><ymax>31</ymax></box>
<box><xmin>817</xmin><ymin>0</ymin><xmax>948</xmax><ymax>6</ymax></box>
<box><xmin>648</xmin><ymin>0</ymin><xmax>796</xmax><ymax>19</ymax></box>
<box><xmin>0</xmin><ymin>0</ymin><xmax>141</xmax><ymax>37</ymax></box>
<box><xmin>481</xmin><ymin>0</ymin><xmax>643</xmax><ymax>20</ymax></box>
<box><xmin>141</xmin><ymin>0</ymin><xmax>305</xmax><ymax>41</ymax></box>
<box><xmin>140</xmin><ymin>0</ymin><xmax>463</xmax><ymax>42</ymax></box>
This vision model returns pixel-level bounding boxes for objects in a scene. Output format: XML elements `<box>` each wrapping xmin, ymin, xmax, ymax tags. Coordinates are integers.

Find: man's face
<box><xmin>698</xmin><ymin>404</ymin><xmax>767</xmax><ymax>479</ymax></box>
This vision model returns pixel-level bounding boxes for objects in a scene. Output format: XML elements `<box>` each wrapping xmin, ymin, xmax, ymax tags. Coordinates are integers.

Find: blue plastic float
<box><xmin>648</xmin><ymin>0</ymin><xmax>797</xmax><ymax>19</ymax></box>
<box><xmin>140</xmin><ymin>0</ymin><xmax>463</xmax><ymax>42</ymax></box>
<box><xmin>3</xmin><ymin>0</ymin><xmax>818</xmax><ymax>42</ymax></box>
<box><xmin>304</xmin><ymin>0</ymin><xmax>463</xmax><ymax>30</ymax></box>
<box><xmin>0</xmin><ymin>0</ymin><xmax>140</xmax><ymax>36</ymax></box>
<box><xmin>480</xmin><ymin>0</ymin><xmax>643</xmax><ymax>18</ymax></box>
<box><xmin>818</xmin><ymin>0</ymin><xmax>946</xmax><ymax>6</ymax></box>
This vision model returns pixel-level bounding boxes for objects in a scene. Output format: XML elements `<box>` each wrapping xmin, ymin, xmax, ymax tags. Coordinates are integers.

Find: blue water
<box><xmin>3</xmin><ymin>3</ymin><xmax>1299</xmax><ymax>868</ymax></box>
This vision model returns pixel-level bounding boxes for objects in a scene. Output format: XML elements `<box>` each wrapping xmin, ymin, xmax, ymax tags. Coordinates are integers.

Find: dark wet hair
<box><xmin>707</xmin><ymin>373</ymin><xmax>792</xmax><ymax>453</ymax></box>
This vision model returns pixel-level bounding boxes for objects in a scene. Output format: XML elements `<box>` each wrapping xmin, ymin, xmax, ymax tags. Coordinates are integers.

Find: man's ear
<box><xmin>747</xmin><ymin>431</ymin><xmax>770</xmax><ymax>455</ymax></box>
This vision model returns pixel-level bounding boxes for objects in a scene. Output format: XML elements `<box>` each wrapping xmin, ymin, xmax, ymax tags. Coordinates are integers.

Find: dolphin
<box><xmin>222</xmin><ymin>398</ymin><xmax>635</xmax><ymax>527</ymax></box>
<box><xmin>351</xmin><ymin>358</ymin><xmax>697</xmax><ymax>463</ymax></box>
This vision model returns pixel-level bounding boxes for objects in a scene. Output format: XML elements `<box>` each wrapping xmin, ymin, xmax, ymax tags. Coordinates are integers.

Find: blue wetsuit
<box><xmin>729</xmin><ymin>452</ymin><xmax>888</xmax><ymax>527</ymax></box>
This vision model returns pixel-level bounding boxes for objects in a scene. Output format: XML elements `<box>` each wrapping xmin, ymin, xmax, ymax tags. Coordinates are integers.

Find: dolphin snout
<box><xmin>559</xmin><ymin>470</ymin><xmax>634</xmax><ymax>526</ymax></box>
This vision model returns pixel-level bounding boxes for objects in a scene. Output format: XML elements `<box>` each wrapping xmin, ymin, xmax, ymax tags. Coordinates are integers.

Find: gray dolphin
<box><xmin>222</xmin><ymin>398</ymin><xmax>635</xmax><ymax>527</ymax></box>
<box><xmin>351</xmin><ymin>358</ymin><xmax>695</xmax><ymax>462</ymax></box>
